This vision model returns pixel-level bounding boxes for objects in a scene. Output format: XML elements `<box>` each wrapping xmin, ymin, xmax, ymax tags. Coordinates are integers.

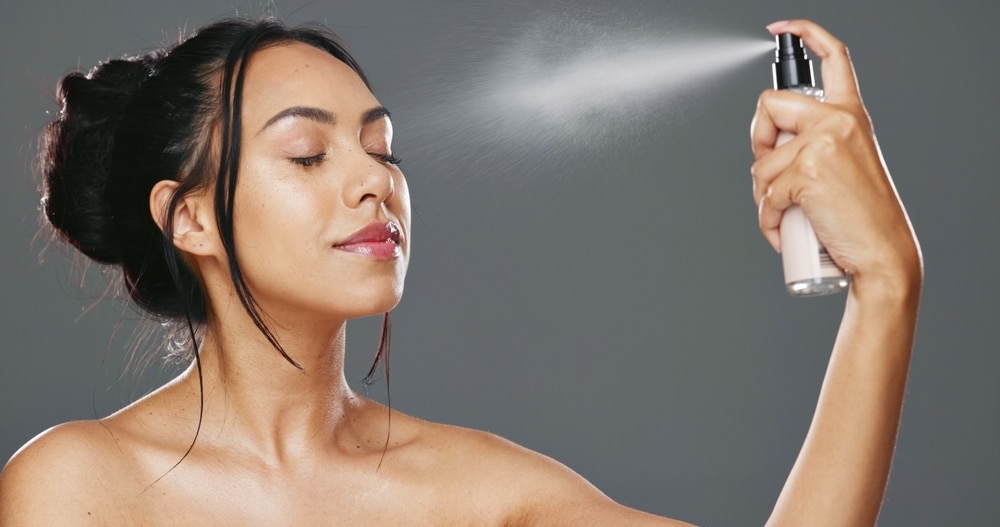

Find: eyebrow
<box><xmin>257</xmin><ymin>105</ymin><xmax>391</xmax><ymax>135</ymax></box>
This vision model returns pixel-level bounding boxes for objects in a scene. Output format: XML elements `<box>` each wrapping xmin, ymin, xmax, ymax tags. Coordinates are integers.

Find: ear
<box><xmin>149</xmin><ymin>180</ymin><xmax>218</xmax><ymax>257</ymax></box>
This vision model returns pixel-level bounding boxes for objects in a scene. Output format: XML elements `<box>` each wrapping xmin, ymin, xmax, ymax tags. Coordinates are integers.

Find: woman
<box><xmin>0</xmin><ymin>16</ymin><xmax>921</xmax><ymax>526</ymax></box>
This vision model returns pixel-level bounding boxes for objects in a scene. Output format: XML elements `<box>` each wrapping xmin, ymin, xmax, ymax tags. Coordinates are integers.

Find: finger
<box><xmin>750</xmin><ymin>88</ymin><xmax>826</xmax><ymax>160</ymax></box>
<box><xmin>754</xmin><ymin>135</ymin><xmax>806</xmax><ymax>255</ymax></box>
<box><xmin>750</xmin><ymin>130</ymin><xmax>803</xmax><ymax>207</ymax></box>
<box><xmin>749</xmin><ymin>91</ymin><xmax>779</xmax><ymax>159</ymax></box>
<box><xmin>766</xmin><ymin>19</ymin><xmax>862</xmax><ymax>106</ymax></box>
<box><xmin>757</xmin><ymin>193</ymin><xmax>782</xmax><ymax>254</ymax></box>
<box><xmin>757</xmin><ymin>166</ymin><xmax>802</xmax><ymax>255</ymax></box>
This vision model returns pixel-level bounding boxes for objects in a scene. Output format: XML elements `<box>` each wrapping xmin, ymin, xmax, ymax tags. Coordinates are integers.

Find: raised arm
<box><xmin>750</xmin><ymin>19</ymin><xmax>922</xmax><ymax>526</ymax></box>
<box><xmin>512</xmin><ymin>19</ymin><xmax>921</xmax><ymax>527</ymax></box>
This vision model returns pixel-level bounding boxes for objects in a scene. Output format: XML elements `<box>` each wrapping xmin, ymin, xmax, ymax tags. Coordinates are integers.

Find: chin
<box><xmin>339</xmin><ymin>285</ymin><xmax>405</xmax><ymax>319</ymax></box>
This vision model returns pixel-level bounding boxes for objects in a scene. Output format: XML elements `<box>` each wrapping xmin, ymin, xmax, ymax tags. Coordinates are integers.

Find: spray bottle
<box><xmin>771</xmin><ymin>33</ymin><xmax>849</xmax><ymax>296</ymax></box>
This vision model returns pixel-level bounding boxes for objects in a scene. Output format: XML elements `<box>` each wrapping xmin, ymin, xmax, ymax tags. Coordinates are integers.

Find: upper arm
<box><xmin>0</xmin><ymin>422</ymin><xmax>117</xmax><ymax>526</ymax></box>
<box><xmin>466</xmin><ymin>432</ymin><xmax>695</xmax><ymax>527</ymax></box>
<box><xmin>513</xmin><ymin>458</ymin><xmax>695</xmax><ymax>527</ymax></box>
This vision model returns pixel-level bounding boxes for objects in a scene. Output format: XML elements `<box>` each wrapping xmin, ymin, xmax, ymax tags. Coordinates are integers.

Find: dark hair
<box><xmin>40</xmin><ymin>18</ymin><xmax>384</xmax><ymax>374</ymax></box>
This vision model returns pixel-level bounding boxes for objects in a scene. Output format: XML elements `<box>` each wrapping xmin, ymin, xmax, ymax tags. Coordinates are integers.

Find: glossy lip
<box><xmin>332</xmin><ymin>221</ymin><xmax>402</xmax><ymax>259</ymax></box>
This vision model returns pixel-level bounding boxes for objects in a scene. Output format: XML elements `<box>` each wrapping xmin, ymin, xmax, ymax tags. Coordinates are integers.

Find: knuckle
<box><xmin>807</xmin><ymin>112</ymin><xmax>858</xmax><ymax>157</ymax></box>
<box><xmin>797</xmin><ymin>146</ymin><xmax>824</xmax><ymax>178</ymax></box>
<box><xmin>750</xmin><ymin>159</ymin><xmax>774</xmax><ymax>188</ymax></box>
<box><xmin>829</xmin><ymin>110</ymin><xmax>861</xmax><ymax>137</ymax></box>
<box><xmin>814</xmin><ymin>132</ymin><xmax>841</xmax><ymax>158</ymax></box>
<box><xmin>791</xmin><ymin>184</ymin><xmax>811</xmax><ymax>209</ymax></box>
<box><xmin>757</xmin><ymin>88</ymin><xmax>779</xmax><ymax>106</ymax></box>
<box><xmin>831</xmin><ymin>42</ymin><xmax>850</xmax><ymax>59</ymax></box>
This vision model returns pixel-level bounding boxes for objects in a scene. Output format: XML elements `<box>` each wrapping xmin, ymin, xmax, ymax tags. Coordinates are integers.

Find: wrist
<box><xmin>849</xmin><ymin>255</ymin><xmax>922</xmax><ymax>311</ymax></box>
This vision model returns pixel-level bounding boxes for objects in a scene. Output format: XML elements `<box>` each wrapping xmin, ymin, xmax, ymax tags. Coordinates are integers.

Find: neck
<box><xmin>172</xmin><ymin>314</ymin><xmax>370</xmax><ymax>461</ymax></box>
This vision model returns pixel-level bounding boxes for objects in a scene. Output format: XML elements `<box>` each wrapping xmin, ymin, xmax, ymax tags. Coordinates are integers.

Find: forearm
<box><xmin>767</xmin><ymin>269</ymin><xmax>921</xmax><ymax>527</ymax></box>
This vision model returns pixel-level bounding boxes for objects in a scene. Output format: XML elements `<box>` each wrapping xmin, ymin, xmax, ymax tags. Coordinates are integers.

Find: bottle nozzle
<box><xmin>772</xmin><ymin>33</ymin><xmax>814</xmax><ymax>89</ymax></box>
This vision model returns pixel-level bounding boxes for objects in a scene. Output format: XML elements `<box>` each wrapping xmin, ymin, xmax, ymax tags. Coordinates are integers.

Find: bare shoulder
<box><xmin>406</xmin><ymin>419</ymin><xmax>694</xmax><ymax>527</ymax></box>
<box><xmin>0</xmin><ymin>420</ymin><xmax>129</xmax><ymax>525</ymax></box>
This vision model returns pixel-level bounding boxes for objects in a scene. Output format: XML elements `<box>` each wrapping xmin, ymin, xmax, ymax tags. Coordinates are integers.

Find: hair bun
<box><xmin>41</xmin><ymin>52</ymin><xmax>161</xmax><ymax>264</ymax></box>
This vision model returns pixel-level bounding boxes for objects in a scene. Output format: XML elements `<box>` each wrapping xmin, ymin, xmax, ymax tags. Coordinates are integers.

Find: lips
<box><xmin>332</xmin><ymin>221</ymin><xmax>402</xmax><ymax>259</ymax></box>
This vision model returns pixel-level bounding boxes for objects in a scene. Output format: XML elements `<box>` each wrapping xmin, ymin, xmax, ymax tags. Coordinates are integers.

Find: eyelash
<box><xmin>373</xmin><ymin>153</ymin><xmax>402</xmax><ymax>166</ymax></box>
<box><xmin>291</xmin><ymin>153</ymin><xmax>326</xmax><ymax>167</ymax></box>
<box><xmin>289</xmin><ymin>152</ymin><xmax>401</xmax><ymax>168</ymax></box>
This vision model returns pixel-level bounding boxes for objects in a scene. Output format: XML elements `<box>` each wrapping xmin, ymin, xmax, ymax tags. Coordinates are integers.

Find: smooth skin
<box><xmin>0</xmin><ymin>19</ymin><xmax>920</xmax><ymax>526</ymax></box>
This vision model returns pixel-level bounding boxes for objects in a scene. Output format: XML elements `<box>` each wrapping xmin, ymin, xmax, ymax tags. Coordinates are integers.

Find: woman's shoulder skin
<box><xmin>0</xmin><ymin>398</ymin><xmax>689</xmax><ymax>526</ymax></box>
<box><xmin>435</xmin><ymin>424</ymin><xmax>690</xmax><ymax>526</ymax></box>
<box><xmin>0</xmin><ymin>420</ymin><xmax>136</xmax><ymax>525</ymax></box>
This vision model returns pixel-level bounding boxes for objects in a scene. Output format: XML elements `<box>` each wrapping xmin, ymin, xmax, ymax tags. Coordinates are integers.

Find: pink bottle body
<box><xmin>775</xmin><ymin>86</ymin><xmax>850</xmax><ymax>296</ymax></box>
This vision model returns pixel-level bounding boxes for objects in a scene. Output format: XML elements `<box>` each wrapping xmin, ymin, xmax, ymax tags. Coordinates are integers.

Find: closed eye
<box><xmin>372</xmin><ymin>152</ymin><xmax>402</xmax><ymax>166</ymax></box>
<box><xmin>291</xmin><ymin>153</ymin><xmax>326</xmax><ymax>167</ymax></box>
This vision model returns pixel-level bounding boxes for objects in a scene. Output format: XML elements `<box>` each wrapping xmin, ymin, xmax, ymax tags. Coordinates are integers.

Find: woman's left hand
<box><xmin>750</xmin><ymin>19</ymin><xmax>921</xmax><ymax>293</ymax></box>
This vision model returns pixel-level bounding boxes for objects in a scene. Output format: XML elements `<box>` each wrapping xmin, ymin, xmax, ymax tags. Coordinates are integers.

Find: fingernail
<box><xmin>766</xmin><ymin>20</ymin><xmax>789</xmax><ymax>32</ymax></box>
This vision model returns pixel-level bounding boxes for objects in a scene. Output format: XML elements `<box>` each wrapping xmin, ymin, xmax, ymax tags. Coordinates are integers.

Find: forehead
<box><xmin>241</xmin><ymin>42</ymin><xmax>378</xmax><ymax>125</ymax></box>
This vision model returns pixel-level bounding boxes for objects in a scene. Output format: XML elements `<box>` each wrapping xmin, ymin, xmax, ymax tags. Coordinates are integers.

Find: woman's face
<box><xmin>225</xmin><ymin>42</ymin><xmax>410</xmax><ymax>322</ymax></box>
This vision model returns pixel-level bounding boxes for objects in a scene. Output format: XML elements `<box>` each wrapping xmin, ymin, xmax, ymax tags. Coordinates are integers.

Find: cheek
<box><xmin>232</xmin><ymin>163</ymin><xmax>325</xmax><ymax>252</ymax></box>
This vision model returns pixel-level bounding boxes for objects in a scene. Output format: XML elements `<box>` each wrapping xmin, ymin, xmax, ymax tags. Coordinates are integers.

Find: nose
<box><xmin>344</xmin><ymin>153</ymin><xmax>395</xmax><ymax>208</ymax></box>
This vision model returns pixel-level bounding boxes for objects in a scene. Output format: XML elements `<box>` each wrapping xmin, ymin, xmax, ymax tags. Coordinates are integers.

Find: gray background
<box><xmin>2</xmin><ymin>0</ymin><xmax>997</xmax><ymax>525</ymax></box>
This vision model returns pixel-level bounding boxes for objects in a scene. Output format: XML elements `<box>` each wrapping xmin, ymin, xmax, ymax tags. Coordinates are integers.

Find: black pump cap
<box><xmin>772</xmin><ymin>33</ymin><xmax>814</xmax><ymax>89</ymax></box>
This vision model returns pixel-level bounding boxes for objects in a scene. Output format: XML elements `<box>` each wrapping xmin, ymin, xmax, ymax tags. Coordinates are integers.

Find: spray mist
<box><xmin>771</xmin><ymin>33</ymin><xmax>849</xmax><ymax>296</ymax></box>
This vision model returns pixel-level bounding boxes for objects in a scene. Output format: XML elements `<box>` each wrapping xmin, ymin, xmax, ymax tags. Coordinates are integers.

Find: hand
<box><xmin>750</xmin><ymin>19</ymin><xmax>921</xmax><ymax>292</ymax></box>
